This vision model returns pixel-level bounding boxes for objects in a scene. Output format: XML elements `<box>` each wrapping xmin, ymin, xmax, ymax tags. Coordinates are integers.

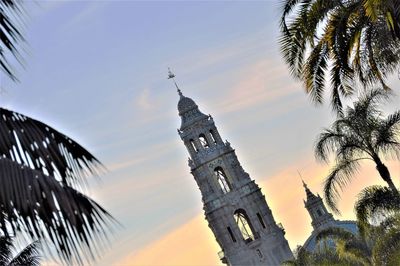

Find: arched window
<box><xmin>234</xmin><ymin>209</ymin><xmax>255</xmax><ymax>242</ymax></box>
<box><xmin>214</xmin><ymin>167</ymin><xmax>231</xmax><ymax>193</ymax></box>
<box><xmin>209</xmin><ymin>130</ymin><xmax>217</xmax><ymax>144</ymax></box>
<box><xmin>199</xmin><ymin>134</ymin><xmax>209</xmax><ymax>149</ymax></box>
<box><xmin>190</xmin><ymin>139</ymin><xmax>198</xmax><ymax>152</ymax></box>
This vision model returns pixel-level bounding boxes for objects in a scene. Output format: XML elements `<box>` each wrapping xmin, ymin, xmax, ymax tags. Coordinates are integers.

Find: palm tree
<box><xmin>371</xmin><ymin>213</ymin><xmax>400</xmax><ymax>265</ymax></box>
<box><xmin>355</xmin><ymin>185</ymin><xmax>400</xmax><ymax>232</ymax></box>
<box><xmin>316</xmin><ymin>214</ymin><xmax>400</xmax><ymax>265</ymax></box>
<box><xmin>282</xmin><ymin>246</ymin><xmax>313</xmax><ymax>266</ymax></box>
<box><xmin>282</xmin><ymin>244</ymin><xmax>363</xmax><ymax>265</ymax></box>
<box><xmin>1</xmin><ymin>0</ymin><xmax>115</xmax><ymax>264</ymax></box>
<box><xmin>316</xmin><ymin>227</ymin><xmax>372</xmax><ymax>265</ymax></box>
<box><xmin>315</xmin><ymin>88</ymin><xmax>400</xmax><ymax>212</ymax></box>
<box><xmin>0</xmin><ymin>236</ymin><xmax>40</xmax><ymax>266</ymax></box>
<box><xmin>280</xmin><ymin>0</ymin><xmax>400</xmax><ymax>112</ymax></box>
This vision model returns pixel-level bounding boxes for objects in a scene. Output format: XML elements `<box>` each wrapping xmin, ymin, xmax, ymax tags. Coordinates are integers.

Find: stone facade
<box><xmin>176</xmin><ymin>90</ymin><xmax>293</xmax><ymax>265</ymax></box>
<box><xmin>301</xmin><ymin>181</ymin><xmax>358</xmax><ymax>251</ymax></box>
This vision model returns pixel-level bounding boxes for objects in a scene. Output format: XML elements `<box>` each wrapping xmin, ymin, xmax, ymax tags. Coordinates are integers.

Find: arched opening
<box><xmin>214</xmin><ymin>167</ymin><xmax>231</xmax><ymax>193</ymax></box>
<box><xmin>199</xmin><ymin>134</ymin><xmax>209</xmax><ymax>149</ymax></box>
<box><xmin>234</xmin><ymin>209</ymin><xmax>255</xmax><ymax>242</ymax></box>
<box><xmin>190</xmin><ymin>139</ymin><xmax>198</xmax><ymax>152</ymax></box>
<box><xmin>209</xmin><ymin>130</ymin><xmax>217</xmax><ymax>144</ymax></box>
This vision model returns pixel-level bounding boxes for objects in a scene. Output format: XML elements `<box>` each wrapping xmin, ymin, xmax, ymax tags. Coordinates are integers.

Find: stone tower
<box><xmin>301</xmin><ymin>180</ymin><xmax>358</xmax><ymax>252</ymax></box>
<box><xmin>302</xmin><ymin>181</ymin><xmax>335</xmax><ymax>230</ymax></box>
<box><xmin>172</xmin><ymin>76</ymin><xmax>293</xmax><ymax>265</ymax></box>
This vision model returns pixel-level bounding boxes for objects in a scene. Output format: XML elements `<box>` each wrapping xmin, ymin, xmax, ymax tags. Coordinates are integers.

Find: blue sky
<box><xmin>2</xmin><ymin>1</ymin><xmax>399</xmax><ymax>265</ymax></box>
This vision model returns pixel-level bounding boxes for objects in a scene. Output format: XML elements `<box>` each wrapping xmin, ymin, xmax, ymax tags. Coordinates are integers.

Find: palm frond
<box><xmin>315</xmin><ymin>129</ymin><xmax>344</xmax><ymax>162</ymax></box>
<box><xmin>280</xmin><ymin>0</ymin><xmax>304</xmax><ymax>33</ymax></box>
<box><xmin>353</xmin><ymin>88</ymin><xmax>390</xmax><ymax>117</ymax></box>
<box><xmin>324</xmin><ymin>158</ymin><xmax>363</xmax><ymax>213</ymax></box>
<box><xmin>279</xmin><ymin>0</ymin><xmax>400</xmax><ymax>112</ymax></box>
<box><xmin>0</xmin><ymin>0</ymin><xmax>25</xmax><ymax>81</ymax></box>
<box><xmin>0</xmin><ymin>236</ymin><xmax>12</xmax><ymax>265</ymax></box>
<box><xmin>303</xmin><ymin>40</ymin><xmax>329</xmax><ymax>104</ymax></box>
<box><xmin>316</xmin><ymin>227</ymin><xmax>373</xmax><ymax>264</ymax></box>
<box><xmin>374</xmin><ymin>110</ymin><xmax>400</xmax><ymax>158</ymax></box>
<box><xmin>282</xmin><ymin>245</ymin><xmax>312</xmax><ymax>265</ymax></box>
<box><xmin>0</xmin><ymin>108</ymin><xmax>103</xmax><ymax>188</ymax></box>
<box><xmin>372</xmin><ymin>214</ymin><xmax>400</xmax><ymax>265</ymax></box>
<box><xmin>0</xmin><ymin>157</ymin><xmax>115</xmax><ymax>264</ymax></box>
<box><xmin>355</xmin><ymin>185</ymin><xmax>400</xmax><ymax>233</ymax></box>
<box><xmin>316</xmin><ymin>227</ymin><xmax>356</xmax><ymax>242</ymax></box>
<box><xmin>7</xmin><ymin>240</ymin><xmax>40</xmax><ymax>266</ymax></box>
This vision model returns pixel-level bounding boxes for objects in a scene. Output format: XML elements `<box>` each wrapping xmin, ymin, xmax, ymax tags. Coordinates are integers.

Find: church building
<box><xmin>171</xmin><ymin>71</ymin><xmax>293</xmax><ymax>265</ymax></box>
<box><xmin>301</xmin><ymin>180</ymin><xmax>358</xmax><ymax>251</ymax></box>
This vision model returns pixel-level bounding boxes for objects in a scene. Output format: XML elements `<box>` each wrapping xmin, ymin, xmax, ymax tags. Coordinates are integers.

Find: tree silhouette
<box><xmin>1</xmin><ymin>0</ymin><xmax>115</xmax><ymax>264</ymax></box>
<box><xmin>315</xmin><ymin>88</ymin><xmax>400</xmax><ymax>212</ymax></box>
<box><xmin>280</xmin><ymin>0</ymin><xmax>400</xmax><ymax>113</ymax></box>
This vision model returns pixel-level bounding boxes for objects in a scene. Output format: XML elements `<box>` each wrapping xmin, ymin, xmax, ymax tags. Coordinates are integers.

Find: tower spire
<box><xmin>297</xmin><ymin>171</ymin><xmax>307</xmax><ymax>189</ymax></box>
<box><xmin>168</xmin><ymin>67</ymin><xmax>183</xmax><ymax>97</ymax></box>
<box><xmin>297</xmin><ymin>171</ymin><xmax>317</xmax><ymax>201</ymax></box>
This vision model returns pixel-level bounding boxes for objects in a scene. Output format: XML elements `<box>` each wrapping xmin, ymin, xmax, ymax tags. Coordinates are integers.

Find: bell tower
<box><xmin>170</xmin><ymin>71</ymin><xmax>293</xmax><ymax>265</ymax></box>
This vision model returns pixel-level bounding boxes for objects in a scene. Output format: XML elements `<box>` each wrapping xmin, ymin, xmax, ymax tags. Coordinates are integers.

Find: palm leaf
<box><xmin>0</xmin><ymin>157</ymin><xmax>114</xmax><ymax>264</ymax></box>
<box><xmin>324</xmin><ymin>157</ymin><xmax>363</xmax><ymax>213</ymax></box>
<box><xmin>0</xmin><ymin>0</ymin><xmax>25</xmax><ymax>81</ymax></box>
<box><xmin>374</xmin><ymin>110</ymin><xmax>400</xmax><ymax>158</ymax></box>
<box><xmin>355</xmin><ymin>185</ymin><xmax>400</xmax><ymax>233</ymax></box>
<box><xmin>316</xmin><ymin>227</ymin><xmax>371</xmax><ymax>264</ymax></box>
<box><xmin>372</xmin><ymin>213</ymin><xmax>400</xmax><ymax>265</ymax></box>
<box><xmin>279</xmin><ymin>0</ymin><xmax>400</xmax><ymax>112</ymax></box>
<box><xmin>7</xmin><ymin>240</ymin><xmax>40</xmax><ymax>266</ymax></box>
<box><xmin>0</xmin><ymin>108</ymin><xmax>103</xmax><ymax>188</ymax></box>
<box><xmin>0</xmin><ymin>236</ymin><xmax>12</xmax><ymax>265</ymax></box>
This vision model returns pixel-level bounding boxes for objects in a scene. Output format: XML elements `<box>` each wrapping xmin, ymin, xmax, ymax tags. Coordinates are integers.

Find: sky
<box><xmin>1</xmin><ymin>1</ymin><xmax>400</xmax><ymax>265</ymax></box>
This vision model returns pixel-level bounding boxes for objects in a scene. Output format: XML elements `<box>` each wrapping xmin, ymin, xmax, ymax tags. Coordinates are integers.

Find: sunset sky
<box><xmin>2</xmin><ymin>1</ymin><xmax>399</xmax><ymax>265</ymax></box>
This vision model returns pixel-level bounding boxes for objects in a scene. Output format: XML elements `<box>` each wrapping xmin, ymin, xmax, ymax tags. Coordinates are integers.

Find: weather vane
<box><xmin>168</xmin><ymin>67</ymin><xmax>182</xmax><ymax>96</ymax></box>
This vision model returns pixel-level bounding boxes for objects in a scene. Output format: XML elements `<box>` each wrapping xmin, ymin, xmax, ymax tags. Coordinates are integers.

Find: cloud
<box><xmin>166</xmin><ymin>27</ymin><xmax>271</xmax><ymax>78</ymax></box>
<box><xmin>136</xmin><ymin>87</ymin><xmax>155</xmax><ymax>111</ymax></box>
<box><xmin>215</xmin><ymin>59</ymin><xmax>299</xmax><ymax>115</ymax></box>
<box><xmin>62</xmin><ymin>2</ymin><xmax>109</xmax><ymax>31</ymax></box>
<box><xmin>105</xmin><ymin>139</ymin><xmax>179</xmax><ymax>172</ymax></box>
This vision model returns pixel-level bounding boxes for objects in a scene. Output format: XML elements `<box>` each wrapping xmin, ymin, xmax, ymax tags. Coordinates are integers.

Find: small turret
<box><xmin>302</xmin><ymin>180</ymin><xmax>335</xmax><ymax>231</ymax></box>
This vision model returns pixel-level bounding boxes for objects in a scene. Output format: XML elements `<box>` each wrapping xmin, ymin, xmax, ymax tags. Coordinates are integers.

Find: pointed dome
<box><xmin>177</xmin><ymin>94</ymin><xmax>198</xmax><ymax>115</ymax></box>
<box><xmin>177</xmin><ymin>91</ymin><xmax>208</xmax><ymax>130</ymax></box>
<box><xmin>302</xmin><ymin>180</ymin><xmax>318</xmax><ymax>202</ymax></box>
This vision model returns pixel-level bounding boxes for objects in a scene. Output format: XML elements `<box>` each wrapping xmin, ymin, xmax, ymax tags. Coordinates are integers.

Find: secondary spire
<box><xmin>297</xmin><ymin>171</ymin><xmax>307</xmax><ymax>189</ymax></box>
<box><xmin>168</xmin><ymin>67</ymin><xmax>182</xmax><ymax>97</ymax></box>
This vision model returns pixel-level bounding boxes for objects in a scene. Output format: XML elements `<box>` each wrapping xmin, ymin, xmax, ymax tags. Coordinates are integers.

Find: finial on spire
<box><xmin>168</xmin><ymin>67</ymin><xmax>182</xmax><ymax>96</ymax></box>
<box><xmin>297</xmin><ymin>170</ymin><xmax>307</xmax><ymax>189</ymax></box>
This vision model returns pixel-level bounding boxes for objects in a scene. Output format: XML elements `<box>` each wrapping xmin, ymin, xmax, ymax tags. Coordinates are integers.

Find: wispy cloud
<box><xmin>136</xmin><ymin>87</ymin><xmax>154</xmax><ymax>111</ymax></box>
<box><xmin>62</xmin><ymin>2</ymin><xmax>109</xmax><ymax>31</ymax></box>
<box><xmin>216</xmin><ymin>59</ymin><xmax>299</xmax><ymax>115</ymax></box>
